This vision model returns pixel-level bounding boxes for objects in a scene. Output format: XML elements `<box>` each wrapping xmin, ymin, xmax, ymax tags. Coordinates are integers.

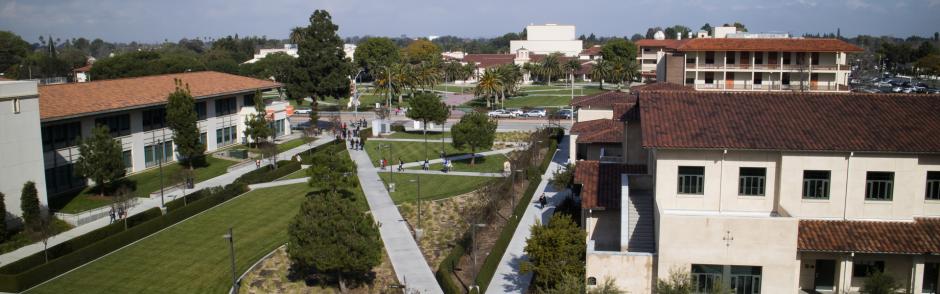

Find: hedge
<box><xmin>0</xmin><ymin>183</ymin><xmax>249</xmax><ymax>292</ymax></box>
<box><xmin>233</xmin><ymin>160</ymin><xmax>301</xmax><ymax>185</ymax></box>
<box><xmin>474</xmin><ymin>140</ymin><xmax>558</xmax><ymax>292</ymax></box>
<box><xmin>435</xmin><ymin>234</ymin><xmax>469</xmax><ymax>294</ymax></box>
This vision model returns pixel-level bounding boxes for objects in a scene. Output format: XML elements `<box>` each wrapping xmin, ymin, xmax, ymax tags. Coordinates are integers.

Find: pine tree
<box><xmin>75</xmin><ymin>125</ymin><xmax>125</xmax><ymax>196</ymax></box>
<box><xmin>20</xmin><ymin>181</ymin><xmax>41</xmax><ymax>229</ymax></box>
<box><xmin>451</xmin><ymin>112</ymin><xmax>496</xmax><ymax>165</ymax></box>
<box><xmin>288</xmin><ymin>191</ymin><xmax>381</xmax><ymax>292</ymax></box>
<box><xmin>165</xmin><ymin>79</ymin><xmax>205</xmax><ymax>168</ymax></box>
<box><xmin>287</xmin><ymin>10</ymin><xmax>354</xmax><ymax>118</ymax></box>
<box><xmin>243</xmin><ymin>90</ymin><xmax>272</xmax><ymax>148</ymax></box>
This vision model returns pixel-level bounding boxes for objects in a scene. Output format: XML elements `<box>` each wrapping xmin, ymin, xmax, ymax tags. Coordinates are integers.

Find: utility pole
<box><xmin>223</xmin><ymin>228</ymin><xmax>238</xmax><ymax>293</ymax></box>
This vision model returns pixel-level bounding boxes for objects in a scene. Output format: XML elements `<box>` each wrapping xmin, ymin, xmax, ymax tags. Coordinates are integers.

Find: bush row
<box><xmin>0</xmin><ymin>183</ymin><xmax>249</xmax><ymax>292</ymax></box>
<box><xmin>435</xmin><ymin>234</ymin><xmax>469</xmax><ymax>294</ymax></box>
<box><xmin>232</xmin><ymin>160</ymin><xmax>301</xmax><ymax>185</ymax></box>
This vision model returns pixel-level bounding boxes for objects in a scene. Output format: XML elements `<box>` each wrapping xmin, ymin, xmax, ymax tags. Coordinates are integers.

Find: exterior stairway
<box><xmin>626</xmin><ymin>190</ymin><xmax>656</xmax><ymax>253</ymax></box>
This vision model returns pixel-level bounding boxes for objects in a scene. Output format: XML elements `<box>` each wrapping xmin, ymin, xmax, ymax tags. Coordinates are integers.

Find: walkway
<box><xmin>398</xmin><ymin>148</ymin><xmax>517</xmax><ymax>169</ymax></box>
<box><xmin>0</xmin><ymin>136</ymin><xmax>335</xmax><ymax>266</ymax></box>
<box><xmin>348</xmin><ymin>143</ymin><xmax>443</xmax><ymax>293</ymax></box>
<box><xmin>486</xmin><ymin>136</ymin><xmax>570</xmax><ymax>294</ymax></box>
<box><xmin>394</xmin><ymin>169</ymin><xmax>506</xmax><ymax>178</ymax></box>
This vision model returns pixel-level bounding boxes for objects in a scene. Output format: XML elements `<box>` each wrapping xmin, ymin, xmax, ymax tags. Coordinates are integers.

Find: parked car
<box><xmin>555</xmin><ymin>109</ymin><xmax>574</xmax><ymax>119</ymax></box>
<box><xmin>507</xmin><ymin>109</ymin><xmax>524</xmax><ymax>117</ymax></box>
<box><xmin>523</xmin><ymin>109</ymin><xmax>546</xmax><ymax>118</ymax></box>
<box><xmin>295</xmin><ymin>108</ymin><xmax>312</xmax><ymax>114</ymax></box>
<box><xmin>487</xmin><ymin>109</ymin><xmax>514</xmax><ymax>118</ymax></box>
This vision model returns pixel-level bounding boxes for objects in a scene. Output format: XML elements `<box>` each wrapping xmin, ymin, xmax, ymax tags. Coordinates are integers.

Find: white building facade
<box><xmin>510</xmin><ymin>24</ymin><xmax>584</xmax><ymax>57</ymax></box>
<box><xmin>0</xmin><ymin>80</ymin><xmax>49</xmax><ymax>220</ymax></box>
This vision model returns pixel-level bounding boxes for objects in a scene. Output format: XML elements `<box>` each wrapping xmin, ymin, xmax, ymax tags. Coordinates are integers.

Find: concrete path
<box><xmin>370</xmin><ymin>138</ymin><xmax>453</xmax><ymax>143</ymax></box>
<box><xmin>0</xmin><ymin>136</ymin><xmax>335</xmax><ymax>266</ymax></box>
<box><xmin>348</xmin><ymin>143</ymin><xmax>443</xmax><ymax>293</ymax></box>
<box><xmin>398</xmin><ymin>148</ymin><xmax>517</xmax><ymax>169</ymax></box>
<box><xmin>394</xmin><ymin>169</ymin><xmax>506</xmax><ymax>178</ymax></box>
<box><xmin>486</xmin><ymin>136</ymin><xmax>570</xmax><ymax>294</ymax></box>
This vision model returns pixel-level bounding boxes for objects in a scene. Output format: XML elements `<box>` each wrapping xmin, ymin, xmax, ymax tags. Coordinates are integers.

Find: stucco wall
<box><xmin>654</xmin><ymin>149</ymin><xmax>778</xmax><ymax>214</ymax></box>
<box><xmin>575</xmin><ymin>109</ymin><xmax>613</xmax><ymax>122</ymax></box>
<box><xmin>0</xmin><ymin>81</ymin><xmax>48</xmax><ymax>218</ymax></box>
<box><xmin>586</xmin><ymin>253</ymin><xmax>654</xmax><ymax>292</ymax></box>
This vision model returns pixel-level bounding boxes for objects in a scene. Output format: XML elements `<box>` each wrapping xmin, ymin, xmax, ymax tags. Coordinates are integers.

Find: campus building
<box><xmin>636</xmin><ymin>27</ymin><xmax>862</xmax><ymax>92</ymax></box>
<box><xmin>570</xmin><ymin>87</ymin><xmax>940</xmax><ymax>293</ymax></box>
<box><xmin>0</xmin><ymin>80</ymin><xmax>48</xmax><ymax>219</ymax></box>
<box><xmin>509</xmin><ymin>24</ymin><xmax>584</xmax><ymax>57</ymax></box>
<box><xmin>38</xmin><ymin>71</ymin><xmax>284</xmax><ymax>198</ymax></box>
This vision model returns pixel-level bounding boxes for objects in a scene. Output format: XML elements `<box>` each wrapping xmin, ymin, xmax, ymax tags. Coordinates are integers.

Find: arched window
<box><xmin>587</xmin><ymin>276</ymin><xmax>597</xmax><ymax>286</ymax></box>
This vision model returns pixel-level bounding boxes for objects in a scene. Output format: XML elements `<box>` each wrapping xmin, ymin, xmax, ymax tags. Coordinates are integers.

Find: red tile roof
<box><xmin>570</xmin><ymin>91</ymin><xmax>635</xmax><ymax>108</ymax></box>
<box><xmin>571</xmin><ymin>119</ymin><xmax>624</xmax><ymax>143</ymax></box>
<box><xmin>630</xmin><ymin>82</ymin><xmax>694</xmax><ymax>93</ymax></box>
<box><xmin>798</xmin><ymin>218</ymin><xmax>940</xmax><ymax>254</ymax></box>
<box><xmin>72</xmin><ymin>64</ymin><xmax>92</xmax><ymax>72</ymax></box>
<box><xmin>575</xmin><ymin>161</ymin><xmax>647</xmax><ymax>209</ymax></box>
<box><xmin>580</xmin><ymin>45</ymin><xmax>602</xmax><ymax>56</ymax></box>
<box><xmin>613</xmin><ymin>103</ymin><xmax>639</xmax><ymax>122</ymax></box>
<box><xmin>640</xmin><ymin>92</ymin><xmax>940</xmax><ymax>153</ymax></box>
<box><xmin>636</xmin><ymin>39</ymin><xmax>688</xmax><ymax>49</ymax></box>
<box><xmin>38</xmin><ymin>71</ymin><xmax>281</xmax><ymax>121</ymax></box>
<box><xmin>676</xmin><ymin>38</ymin><xmax>863</xmax><ymax>52</ymax></box>
<box><xmin>462</xmin><ymin>54</ymin><xmax>515</xmax><ymax>68</ymax></box>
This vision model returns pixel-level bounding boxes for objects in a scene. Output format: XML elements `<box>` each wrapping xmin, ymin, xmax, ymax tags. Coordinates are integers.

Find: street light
<box><xmin>222</xmin><ymin>227</ymin><xmax>238</xmax><ymax>293</ymax></box>
<box><xmin>470</xmin><ymin>223</ymin><xmax>487</xmax><ymax>292</ymax></box>
<box><xmin>410</xmin><ymin>175</ymin><xmax>422</xmax><ymax>240</ymax></box>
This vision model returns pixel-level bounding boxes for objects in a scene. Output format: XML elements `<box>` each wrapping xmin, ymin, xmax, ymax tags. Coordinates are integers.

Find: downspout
<box><xmin>842</xmin><ymin>152</ymin><xmax>853</xmax><ymax>220</ymax></box>
<box><xmin>718</xmin><ymin>149</ymin><xmax>727</xmax><ymax>213</ymax></box>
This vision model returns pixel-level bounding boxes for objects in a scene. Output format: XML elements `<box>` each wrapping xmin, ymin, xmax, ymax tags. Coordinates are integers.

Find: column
<box><xmin>837</xmin><ymin>254</ymin><xmax>854</xmax><ymax>294</ymax></box>
<box><xmin>913</xmin><ymin>256</ymin><xmax>925</xmax><ymax>294</ymax></box>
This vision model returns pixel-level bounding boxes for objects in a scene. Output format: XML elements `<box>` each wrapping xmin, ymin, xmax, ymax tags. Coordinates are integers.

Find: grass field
<box><xmin>280</xmin><ymin>169</ymin><xmax>308</xmax><ymax>180</ymax></box>
<box><xmin>378</xmin><ymin>172</ymin><xmax>493</xmax><ymax>204</ymax></box>
<box><xmin>55</xmin><ymin>156</ymin><xmax>240</xmax><ymax>214</ymax></box>
<box><xmin>364</xmin><ymin>141</ymin><xmax>485</xmax><ymax>166</ymax></box>
<box><xmin>30</xmin><ymin>183</ymin><xmax>313</xmax><ymax>294</ymax></box>
<box><xmin>386</xmin><ymin>131</ymin><xmax>451</xmax><ymax>140</ymax></box>
<box><xmin>408</xmin><ymin>154</ymin><xmax>508</xmax><ymax>173</ymax></box>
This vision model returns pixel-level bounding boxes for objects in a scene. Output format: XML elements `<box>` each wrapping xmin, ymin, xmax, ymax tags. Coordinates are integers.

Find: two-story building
<box><xmin>573</xmin><ymin>88</ymin><xmax>940</xmax><ymax>293</ymax></box>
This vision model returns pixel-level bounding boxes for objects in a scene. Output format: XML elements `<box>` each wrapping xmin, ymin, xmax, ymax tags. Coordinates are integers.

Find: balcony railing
<box><xmin>692</xmin><ymin>83</ymin><xmax>847</xmax><ymax>91</ymax></box>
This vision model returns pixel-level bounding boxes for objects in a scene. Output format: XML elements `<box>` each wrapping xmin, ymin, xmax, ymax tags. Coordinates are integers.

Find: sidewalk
<box><xmin>395</xmin><ymin>169</ymin><xmax>506</xmax><ymax>178</ymax></box>
<box><xmin>348</xmin><ymin>142</ymin><xmax>443</xmax><ymax>293</ymax></box>
<box><xmin>486</xmin><ymin>136</ymin><xmax>570</xmax><ymax>293</ymax></box>
<box><xmin>0</xmin><ymin>136</ymin><xmax>334</xmax><ymax>266</ymax></box>
<box><xmin>398</xmin><ymin>148</ymin><xmax>517</xmax><ymax>169</ymax></box>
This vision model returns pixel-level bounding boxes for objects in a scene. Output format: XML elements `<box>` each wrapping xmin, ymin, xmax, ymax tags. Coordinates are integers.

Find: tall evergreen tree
<box><xmin>451</xmin><ymin>112</ymin><xmax>496</xmax><ymax>165</ymax></box>
<box><xmin>406</xmin><ymin>93</ymin><xmax>450</xmax><ymax>159</ymax></box>
<box><xmin>243</xmin><ymin>90</ymin><xmax>272</xmax><ymax>148</ymax></box>
<box><xmin>165</xmin><ymin>79</ymin><xmax>205</xmax><ymax>168</ymax></box>
<box><xmin>20</xmin><ymin>181</ymin><xmax>41</xmax><ymax>229</ymax></box>
<box><xmin>287</xmin><ymin>10</ymin><xmax>354</xmax><ymax>119</ymax></box>
<box><xmin>75</xmin><ymin>125</ymin><xmax>125</xmax><ymax>196</ymax></box>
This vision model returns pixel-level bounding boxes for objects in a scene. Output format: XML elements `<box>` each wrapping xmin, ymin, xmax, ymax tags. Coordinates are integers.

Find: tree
<box><xmin>451</xmin><ymin>112</ymin><xmax>496</xmax><ymax>165</ymax></box>
<box><xmin>915</xmin><ymin>54</ymin><xmax>940</xmax><ymax>77</ymax></box>
<box><xmin>0</xmin><ymin>31</ymin><xmax>31</xmax><ymax>75</ymax></box>
<box><xmin>288</xmin><ymin>10</ymin><xmax>354</xmax><ymax>113</ymax></box>
<box><xmin>655</xmin><ymin>268</ymin><xmax>694</xmax><ymax>294</ymax></box>
<box><xmin>564</xmin><ymin>59</ymin><xmax>582</xmax><ymax>83</ymax></box>
<box><xmin>600</xmin><ymin>39</ymin><xmax>638</xmax><ymax>64</ymax></box>
<box><xmin>287</xmin><ymin>191</ymin><xmax>382</xmax><ymax>292</ymax></box>
<box><xmin>588</xmin><ymin>278</ymin><xmax>623</xmax><ymax>294</ymax></box>
<box><xmin>538</xmin><ymin>273</ymin><xmax>584</xmax><ymax>294</ymax></box>
<box><xmin>402</xmin><ymin>39</ymin><xmax>441</xmax><ymax>65</ymax></box>
<box><xmin>406</xmin><ymin>93</ymin><xmax>450</xmax><ymax>159</ymax></box>
<box><xmin>862</xmin><ymin>271</ymin><xmax>900</xmax><ymax>294</ymax></box>
<box><xmin>701</xmin><ymin>23</ymin><xmax>714</xmax><ymax>35</ymax></box>
<box><xmin>75</xmin><ymin>126</ymin><xmax>125</xmax><ymax>197</ymax></box>
<box><xmin>733</xmin><ymin>22</ymin><xmax>748</xmax><ymax>32</ymax></box>
<box><xmin>165</xmin><ymin>79</ymin><xmax>205</xmax><ymax>168</ymax></box>
<box><xmin>521</xmin><ymin>214</ymin><xmax>586</xmax><ymax>290</ymax></box>
<box><xmin>243</xmin><ymin>90</ymin><xmax>272</xmax><ymax>148</ymax></box>
<box><xmin>591</xmin><ymin>59</ymin><xmax>613</xmax><ymax>89</ymax></box>
<box><xmin>354</xmin><ymin>37</ymin><xmax>401</xmax><ymax>77</ymax></box>
<box><xmin>474</xmin><ymin>68</ymin><xmax>503</xmax><ymax>108</ymax></box>
<box><xmin>611</xmin><ymin>60</ymin><xmax>639</xmax><ymax>89</ymax></box>
<box><xmin>306</xmin><ymin>150</ymin><xmax>357</xmax><ymax>193</ymax></box>
<box><xmin>20</xmin><ymin>182</ymin><xmax>41</xmax><ymax>230</ymax></box>
<box><xmin>538</xmin><ymin>53</ymin><xmax>564</xmax><ymax>86</ymax></box>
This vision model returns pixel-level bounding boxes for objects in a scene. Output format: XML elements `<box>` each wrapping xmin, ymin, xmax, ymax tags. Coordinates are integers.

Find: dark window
<box><xmin>803</xmin><ymin>170</ymin><xmax>831</xmax><ymax>199</ymax></box>
<box><xmin>199</xmin><ymin>132</ymin><xmax>207</xmax><ymax>146</ymax></box>
<box><xmin>726</xmin><ymin>52</ymin><xmax>735</xmax><ymax>64</ymax></box>
<box><xmin>686</xmin><ymin>77</ymin><xmax>695</xmax><ymax>85</ymax></box>
<box><xmin>587</xmin><ymin>277</ymin><xmax>597</xmax><ymax>286</ymax></box>
<box><xmin>142</xmin><ymin>108</ymin><xmax>166</xmax><ymax>131</ymax></box>
<box><xmin>865</xmin><ymin>172</ymin><xmax>894</xmax><ymax>201</ymax></box>
<box><xmin>216</xmin><ymin>126</ymin><xmax>237</xmax><ymax>146</ymax></box>
<box><xmin>195</xmin><ymin>101</ymin><xmax>207</xmax><ymax>120</ymax></box>
<box><xmin>754</xmin><ymin>52</ymin><xmax>763</xmax><ymax>64</ymax></box>
<box><xmin>145</xmin><ymin>141</ymin><xmax>174</xmax><ymax>167</ymax></box>
<box><xmin>783</xmin><ymin>52</ymin><xmax>791</xmax><ymax>64</ymax></box>
<box><xmin>796</xmin><ymin>53</ymin><xmax>806</xmax><ymax>65</ymax></box>
<box><xmin>782</xmin><ymin>73</ymin><xmax>791</xmax><ymax>85</ymax></box>
<box><xmin>705</xmin><ymin>52</ymin><xmax>715</xmax><ymax>64</ymax></box>
<box><xmin>678</xmin><ymin>166</ymin><xmax>705</xmax><ymax>195</ymax></box>
<box><xmin>705</xmin><ymin>72</ymin><xmax>715</xmax><ymax>84</ymax></box>
<box><xmin>691</xmin><ymin>264</ymin><xmax>723</xmax><ymax>293</ymax></box>
<box><xmin>41</xmin><ymin>121</ymin><xmax>82</xmax><ymax>151</ymax></box>
<box><xmin>740</xmin><ymin>52</ymin><xmax>750</xmax><ymax>63</ymax></box>
<box><xmin>44</xmin><ymin>164</ymin><xmax>85</xmax><ymax>194</ymax></box>
<box><xmin>243</xmin><ymin>93</ymin><xmax>255</xmax><ymax>107</ymax></box>
<box><xmin>754</xmin><ymin>74</ymin><xmax>763</xmax><ymax>85</ymax></box>
<box><xmin>768</xmin><ymin>52</ymin><xmax>778</xmax><ymax>63</ymax></box>
<box><xmin>686</xmin><ymin>56</ymin><xmax>695</xmax><ymax>64</ymax></box>
<box><xmin>853</xmin><ymin>261</ymin><xmax>885</xmax><ymax>278</ymax></box>
<box><xmin>215</xmin><ymin>97</ymin><xmax>237</xmax><ymax>116</ymax></box>
<box><xmin>927</xmin><ymin>171</ymin><xmax>940</xmax><ymax>200</ymax></box>
<box><xmin>122</xmin><ymin>150</ymin><xmax>132</xmax><ymax>171</ymax></box>
<box><xmin>811</xmin><ymin>52</ymin><xmax>820</xmax><ymax>65</ymax></box>
<box><xmin>94</xmin><ymin>114</ymin><xmax>131</xmax><ymax>137</ymax></box>
<box><xmin>738</xmin><ymin>167</ymin><xmax>766</xmax><ymax>196</ymax></box>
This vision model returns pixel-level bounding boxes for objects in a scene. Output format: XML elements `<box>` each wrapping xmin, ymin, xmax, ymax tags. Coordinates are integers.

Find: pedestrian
<box><xmin>443</xmin><ymin>159</ymin><xmax>450</xmax><ymax>173</ymax></box>
<box><xmin>382</xmin><ymin>158</ymin><xmax>387</xmax><ymax>169</ymax></box>
<box><xmin>398</xmin><ymin>158</ymin><xmax>404</xmax><ymax>172</ymax></box>
<box><xmin>539</xmin><ymin>193</ymin><xmax>547</xmax><ymax>208</ymax></box>
<box><xmin>423</xmin><ymin>159</ymin><xmax>430</xmax><ymax>171</ymax></box>
<box><xmin>255</xmin><ymin>159</ymin><xmax>261</xmax><ymax>169</ymax></box>
<box><xmin>109</xmin><ymin>206</ymin><xmax>115</xmax><ymax>224</ymax></box>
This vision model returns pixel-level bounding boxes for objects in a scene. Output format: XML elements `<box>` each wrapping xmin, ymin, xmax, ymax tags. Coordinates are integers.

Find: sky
<box><xmin>2</xmin><ymin>0</ymin><xmax>939</xmax><ymax>44</ymax></box>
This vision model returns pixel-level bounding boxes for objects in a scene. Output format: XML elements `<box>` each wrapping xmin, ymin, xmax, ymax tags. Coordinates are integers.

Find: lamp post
<box><xmin>152</xmin><ymin>128</ymin><xmax>167</xmax><ymax>207</ymax></box>
<box><xmin>352</xmin><ymin>69</ymin><xmax>365</xmax><ymax>119</ymax></box>
<box><xmin>223</xmin><ymin>227</ymin><xmax>238</xmax><ymax>293</ymax></box>
<box><xmin>470</xmin><ymin>223</ymin><xmax>487</xmax><ymax>292</ymax></box>
<box><xmin>410</xmin><ymin>175</ymin><xmax>422</xmax><ymax>240</ymax></box>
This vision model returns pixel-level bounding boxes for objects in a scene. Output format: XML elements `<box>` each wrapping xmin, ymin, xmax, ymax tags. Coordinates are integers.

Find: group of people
<box><xmin>108</xmin><ymin>205</ymin><xmax>126</xmax><ymax>223</ymax></box>
<box><xmin>342</xmin><ymin>120</ymin><xmax>367</xmax><ymax>151</ymax></box>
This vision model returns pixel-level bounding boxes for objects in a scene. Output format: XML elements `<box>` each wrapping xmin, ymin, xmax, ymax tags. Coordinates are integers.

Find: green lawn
<box><xmin>519</xmin><ymin>88</ymin><xmax>604</xmax><ymax>96</ymax></box>
<box><xmin>364</xmin><ymin>141</ymin><xmax>485</xmax><ymax>167</ymax></box>
<box><xmin>378</xmin><ymin>173</ymin><xmax>494</xmax><ymax>204</ymax></box>
<box><xmin>55</xmin><ymin>156</ymin><xmax>239</xmax><ymax>214</ymax></box>
<box><xmin>30</xmin><ymin>183</ymin><xmax>312</xmax><ymax>294</ymax></box>
<box><xmin>386</xmin><ymin>131</ymin><xmax>451</xmax><ymax>140</ymax></box>
<box><xmin>280</xmin><ymin>169</ymin><xmax>308</xmax><ymax>180</ymax></box>
<box><xmin>408</xmin><ymin>154</ymin><xmax>509</xmax><ymax>173</ymax></box>
<box><xmin>275</xmin><ymin>138</ymin><xmax>307</xmax><ymax>153</ymax></box>
<box><xmin>431</xmin><ymin>84</ymin><xmax>473</xmax><ymax>93</ymax></box>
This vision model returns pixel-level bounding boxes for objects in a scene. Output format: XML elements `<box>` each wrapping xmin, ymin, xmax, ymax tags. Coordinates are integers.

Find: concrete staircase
<box><xmin>626</xmin><ymin>190</ymin><xmax>656</xmax><ymax>253</ymax></box>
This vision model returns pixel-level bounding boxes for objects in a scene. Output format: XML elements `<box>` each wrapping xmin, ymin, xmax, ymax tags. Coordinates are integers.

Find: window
<box><xmin>738</xmin><ymin>167</ymin><xmax>766</xmax><ymax>196</ymax></box>
<box><xmin>587</xmin><ymin>277</ymin><xmax>597</xmax><ymax>286</ymax></box>
<box><xmin>692</xmin><ymin>264</ymin><xmax>723</xmax><ymax>293</ymax></box>
<box><xmin>803</xmin><ymin>170</ymin><xmax>831</xmax><ymax>199</ymax></box>
<box><xmin>692</xmin><ymin>264</ymin><xmax>762</xmax><ymax>294</ymax></box>
<box><xmin>95</xmin><ymin>114</ymin><xmax>131</xmax><ymax>137</ymax></box>
<box><xmin>41</xmin><ymin>121</ymin><xmax>82</xmax><ymax>151</ymax></box>
<box><xmin>811</xmin><ymin>52</ymin><xmax>820</xmax><ymax>65</ymax></box>
<box><xmin>142</xmin><ymin>108</ymin><xmax>166</xmax><ymax>131</ymax></box>
<box><xmin>686</xmin><ymin>77</ymin><xmax>695</xmax><ymax>85</ymax></box>
<box><xmin>44</xmin><ymin>164</ymin><xmax>86</xmax><ymax>194</ymax></box>
<box><xmin>754</xmin><ymin>52</ymin><xmax>763</xmax><ymax>64</ymax></box>
<box><xmin>865</xmin><ymin>172</ymin><xmax>894</xmax><ymax>201</ymax></box>
<box><xmin>783</xmin><ymin>52</ymin><xmax>791</xmax><ymax>64</ymax></box>
<box><xmin>768</xmin><ymin>52</ymin><xmax>778</xmax><ymax>63</ymax></box>
<box><xmin>782</xmin><ymin>73</ymin><xmax>791</xmax><ymax>85</ymax></box>
<box><xmin>678</xmin><ymin>166</ymin><xmax>705</xmax><ymax>195</ymax></box>
<box><xmin>730</xmin><ymin>266</ymin><xmax>762</xmax><ymax>294</ymax></box>
<box><xmin>215</xmin><ymin>97</ymin><xmax>237</xmax><ymax>116</ymax></box>
<box><xmin>705</xmin><ymin>52</ymin><xmax>715</xmax><ymax>64</ymax></box>
<box><xmin>216</xmin><ymin>126</ymin><xmax>237</xmax><ymax>146</ymax></box>
<box><xmin>754</xmin><ymin>74</ymin><xmax>763</xmax><ymax>85</ymax></box>
<box><xmin>927</xmin><ymin>171</ymin><xmax>940</xmax><ymax>200</ymax></box>
<box><xmin>144</xmin><ymin>141</ymin><xmax>174</xmax><ymax>167</ymax></box>
<box><xmin>687</xmin><ymin>56</ymin><xmax>695</xmax><ymax>64</ymax></box>
<box><xmin>243</xmin><ymin>93</ymin><xmax>256</xmax><ymax>107</ymax></box>
<box><xmin>853</xmin><ymin>260</ymin><xmax>885</xmax><ymax>278</ymax></box>
<box><xmin>705</xmin><ymin>72</ymin><xmax>715</xmax><ymax>84</ymax></box>
<box><xmin>122</xmin><ymin>150</ymin><xmax>132</xmax><ymax>171</ymax></box>
<box><xmin>195</xmin><ymin>101</ymin><xmax>207</xmax><ymax>120</ymax></box>
<box><xmin>12</xmin><ymin>98</ymin><xmax>21</xmax><ymax>114</ymax></box>
<box><xmin>199</xmin><ymin>132</ymin><xmax>207</xmax><ymax>146</ymax></box>
<box><xmin>726</xmin><ymin>52</ymin><xmax>735</xmax><ymax>64</ymax></box>
<box><xmin>796</xmin><ymin>52</ymin><xmax>806</xmax><ymax>65</ymax></box>
<box><xmin>740</xmin><ymin>52</ymin><xmax>750</xmax><ymax>64</ymax></box>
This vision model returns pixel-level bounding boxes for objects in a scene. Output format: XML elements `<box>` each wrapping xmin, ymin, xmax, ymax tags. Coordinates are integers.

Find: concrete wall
<box><xmin>510</xmin><ymin>40</ymin><xmax>584</xmax><ymax>57</ymax></box>
<box><xmin>525</xmin><ymin>24</ymin><xmax>576</xmax><ymax>41</ymax></box>
<box><xmin>654</xmin><ymin>149</ymin><xmax>778</xmax><ymax>214</ymax></box>
<box><xmin>624</xmin><ymin>122</ymin><xmax>648</xmax><ymax>166</ymax></box>
<box><xmin>576</xmin><ymin>109</ymin><xmax>613</xmax><ymax>122</ymax></box>
<box><xmin>586</xmin><ymin>253</ymin><xmax>654</xmax><ymax>292</ymax></box>
<box><xmin>0</xmin><ymin>81</ymin><xmax>48</xmax><ymax>218</ymax></box>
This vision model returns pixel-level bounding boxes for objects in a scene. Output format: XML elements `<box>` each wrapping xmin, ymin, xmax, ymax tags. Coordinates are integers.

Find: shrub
<box><xmin>390</xmin><ymin>124</ymin><xmax>406</xmax><ymax>132</ymax></box>
<box><xmin>125</xmin><ymin>207</ymin><xmax>162</xmax><ymax>227</ymax></box>
<box><xmin>436</xmin><ymin>234</ymin><xmax>469</xmax><ymax>294</ymax></box>
<box><xmin>233</xmin><ymin>160</ymin><xmax>301</xmax><ymax>185</ymax></box>
<box><xmin>863</xmin><ymin>270</ymin><xmax>900</xmax><ymax>294</ymax></box>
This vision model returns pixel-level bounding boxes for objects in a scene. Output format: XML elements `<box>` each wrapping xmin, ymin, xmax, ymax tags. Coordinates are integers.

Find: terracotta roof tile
<box><xmin>570</xmin><ymin>91</ymin><xmax>636</xmax><ymax>108</ymax></box>
<box><xmin>640</xmin><ymin>92</ymin><xmax>940</xmax><ymax>153</ymax></box>
<box><xmin>38</xmin><ymin>71</ymin><xmax>281</xmax><ymax>121</ymax></box>
<box><xmin>636</xmin><ymin>39</ymin><xmax>688</xmax><ymax>49</ymax></box>
<box><xmin>574</xmin><ymin>161</ymin><xmax>647</xmax><ymax>209</ymax></box>
<box><xmin>462</xmin><ymin>54</ymin><xmax>515</xmax><ymax>68</ymax></box>
<box><xmin>612</xmin><ymin>103</ymin><xmax>640</xmax><ymax>122</ymax></box>
<box><xmin>676</xmin><ymin>38</ymin><xmax>863</xmax><ymax>52</ymax></box>
<box><xmin>630</xmin><ymin>82</ymin><xmax>694</xmax><ymax>93</ymax></box>
<box><xmin>580</xmin><ymin>45</ymin><xmax>602</xmax><ymax>56</ymax></box>
<box><xmin>798</xmin><ymin>218</ymin><xmax>940</xmax><ymax>254</ymax></box>
<box><xmin>571</xmin><ymin>119</ymin><xmax>624</xmax><ymax>143</ymax></box>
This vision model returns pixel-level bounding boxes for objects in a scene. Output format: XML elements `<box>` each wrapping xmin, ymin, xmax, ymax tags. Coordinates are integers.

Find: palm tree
<box><xmin>372</xmin><ymin>64</ymin><xmax>408</xmax><ymax>107</ymax></box>
<box><xmin>289</xmin><ymin>27</ymin><xmax>306</xmax><ymax>44</ymax></box>
<box><xmin>474</xmin><ymin>68</ymin><xmax>504</xmax><ymax>108</ymax></box>
<box><xmin>538</xmin><ymin>54</ymin><xmax>564</xmax><ymax>86</ymax></box>
<box><xmin>496</xmin><ymin>64</ymin><xmax>523</xmax><ymax>105</ymax></box>
<box><xmin>611</xmin><ymin>60</ymin><xmax>640</xmax><ymax>90</ymax></box>
<box><xmin>591</xmin><ymin>59</ymin><xmax>613</xmax><ymax>90</ymax></box>
<box><xmin>522</xmin><ymin>62</ymin><xmax>538</xmax><ymax>84</ymax></box>
<box><xmin>564</xmin><ymin>59</ymin><xmax>582</xmax><ymax>84</ymax></box>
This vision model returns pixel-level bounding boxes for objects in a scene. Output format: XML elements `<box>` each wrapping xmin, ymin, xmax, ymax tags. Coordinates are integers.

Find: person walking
<box><xmin>109</xmin><ymin>206</ymin><xmax>116</xmax><ymax>224</ymax></box>
<box><xmin>538</xmin><ymin>193</ymin><xmax>547</xmax><ymax>209</ymax></box>
<box><xmin>398</xmin><ymin>158</ymin><xmax>404</xmax><ymax>172</ymax></box>
<box><xmin>423</xmin><ymin>159</ymin><xmax>430</xmax><ymax>171</ymax></box>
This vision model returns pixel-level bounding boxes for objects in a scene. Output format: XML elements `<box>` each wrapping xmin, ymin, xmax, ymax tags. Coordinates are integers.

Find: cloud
<box><xmin>845</xmin><ymin>0</ymin><xmax>872</xmax><ymax>9</ymax></box>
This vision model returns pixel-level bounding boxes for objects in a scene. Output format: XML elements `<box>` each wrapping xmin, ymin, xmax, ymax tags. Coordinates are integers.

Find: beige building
<box><xmin>509</xmin><ymin>24</ymin><xmax>584</xmax><ymax>57</ymax></box>
<box><xmin>0</xmin><ymin>80</ymin><xmax>48</xmax><ymax>221</ymax></box>
<box><xmin>572</xmin><ymin>86</ymin><xmax>940</xmax><ymax>293</ymax></box>
<box><xmin>636</xmin><ymin>27</ymin><xmax>862</xmax><ymax>92</ymax></box>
